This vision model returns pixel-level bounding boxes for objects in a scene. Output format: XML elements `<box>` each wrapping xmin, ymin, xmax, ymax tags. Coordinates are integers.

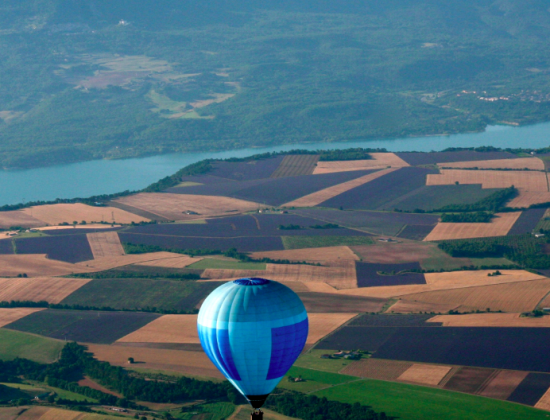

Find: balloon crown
<box><xmin>233</xmin><ymin>278</ymin><xmax>270</xmax><ymax>286</ymax></box>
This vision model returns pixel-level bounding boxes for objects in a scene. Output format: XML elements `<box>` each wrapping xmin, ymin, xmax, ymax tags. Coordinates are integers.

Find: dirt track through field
<box><xmin>0</xmin><ymin>308</ymin><xmax>45</xmax><ymax>327</ymax></box>
<box><xmin>87</xmin><ymin>232</ymin><xmax>125</xmax><ymax>259</ymax></box>
<box><xmin>114</xmin><ymin>193</ymin><xmax>262</xmax><ymax>221</ymax></box>
<box><xmin>284</xmin><ymin>168</ymin><xmax>398</xmax><ymax>207</ymax></box>
<box><xmin>424</xmin><ymin>212</ymin><xmax>521</xmax><ymax>241</ymax></box>
<box><xmin>439</xmin><ymin>157</ymin><xmax>545</xmax><ymax>170</ymax></box>
<box><xmin>397</xmin><ymin>364</ymin><xmax>452</xmax><ymax>386</ymax></box>
<box><xmin>202</xmin><ymin>260</ymin><xmax>357</xmax><ymax>289</ymax></box>
<box><xmin>313</xmin><ymin>153</ymin><xmax>409</xmax><ymax>174</ymax></box>
<box><xmin>250</xmin><ymin>246</ymin><xmax>359</xmax><ymax>263</ymax></box>
<box><xmin>270</xmin><ymin>155</ymin><xmax>319</xmax><ymax>177</ymax></box>
<box><xmin>427</xmin><ymin>169</ymin><xmax>549</xmax><ymax>191</ymax></box>
<box><xmin>0</xmin><ymin>277</ymin><xmax>91</xmax><ymax>303</ymax></box>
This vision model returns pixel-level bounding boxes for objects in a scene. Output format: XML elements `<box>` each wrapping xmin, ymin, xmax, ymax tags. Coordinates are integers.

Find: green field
<box><xmin>0</xmin><ymin>329</ymin><xmax>63</xmax><ymax>363</ymax></box>
<box><xmin>187</xmin><ymin>258</ymin><xmax>266</xmax><ymax>270</ymax></box>
<box><xmin>60</xmin><ymin>278</ymin><xmax>214</xmax><ymax>311</ymax></box>
<box><xmin>293</xmin><ymin>350</ymin><xmax>354</xmax><ymax>373</ymax></box>
<box><xmin>313</xmin><ymin>379</ymin><xmax>550</xmax><ymax>420</ymax></box>
<box><xmin>277</xmin><ymin>366</ymin><xmax>357</xmax><ymax>393</ymax></box>
<box><xmin>282</xmin><ymin>236</ymin><xmax>374</xmax><ymax>250</ymax></box>
<box><xmin>172</xmin><ymin>402</ymin><xmax>236</xmax><ymax>420</ymax></box>
<box><xmin>1</xmin><ymin>382</ymin><xmax>95</xmax><ymax>402</ymax></box>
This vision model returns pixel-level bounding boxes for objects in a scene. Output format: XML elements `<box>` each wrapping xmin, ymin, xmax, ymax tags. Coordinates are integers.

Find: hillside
<box><xmin>1</xmin><ymin>0</ymin><xmax>550</xmax><ymax>168</ymax></box>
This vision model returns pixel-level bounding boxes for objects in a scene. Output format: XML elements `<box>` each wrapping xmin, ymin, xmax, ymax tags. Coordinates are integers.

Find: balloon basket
<box><xmin>251</xmin><ymin>409</ymin><xmax>263</xmax><ymax>420</ymax></box>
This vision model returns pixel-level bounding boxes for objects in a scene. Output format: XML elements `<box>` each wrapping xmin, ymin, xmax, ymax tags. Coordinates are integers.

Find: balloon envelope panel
<box><xmin>197</xmin><ymin>278</ymin><xmax>308</xmax><ymax>405</ymax></box>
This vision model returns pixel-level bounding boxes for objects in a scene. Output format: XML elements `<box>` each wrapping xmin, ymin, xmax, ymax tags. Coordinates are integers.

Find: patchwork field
<box><xmin>443</xmin><ymin>367</ymin><xmax>497</xmax><ymax>394</ymax></box>
<box><xmin>480</xmin><ymin>370</ymin><xmax>529</xmax><ymax>400</ymax></box>
<box><xmin>427</xmin><ymin>313</ymin><xmax>550</xmax><ymax>327</ymax></box>
<box><xmin>20</xmin><ymin>203</ymin><xmax>148</xmax><ymax>225</ymax></box>
<box><xmin>426</xmin><ymin>169</ymin><xmax>549</xmax><ymax>191</ymax></box>
<box><xmin>0</xmin><ymin>329</ymin><xmax>64</xmax><ymax>363</ymax></box>
<box><xmin>356</xmin><ymin>262</ymin><xmax>426</xmax><ymax>288</ymax></box>
<box><xmin>284</xmin><ymin>168</ymin><xmax>397</xmax><ymax>207</ymax></box>
<box><xmin>296</xmin><ymin>292</ymin><xmax>386</xmax><ymax>313</ymax></box>
<box><xmin>270</xmin><ymin>154</ymin><xmax>319</xmax><ymax>177</ymax></box>
<box><xmin>250</xmin><ymin>246</ymin><xmax>359</xmax><ymax>263</ymax></box>
<box><xmin>117</xmin><ymin>314</ymin><xmax>199</xmax><ymax>344</ymax></box>
<box><xmin>508</xmin><ymin>373</ymin><xmax>550</xmax><ymax>407</ymax></box>
<box><xmin>0</xmin><ymin>211</ymin><xmax>44</xmax><ymax>229</ymax></box>
<box><xmin>424</xmin><ymin>212</ymin><xmax>521</xmax><ymax>241</ymax></box>
<box><xmin>202</xmin><ymin>260</ymin><xmax>358</xmax><ymax>289</ymax></box>
<box><xmin>396</xmin><ymin>151</ymin><xmax>517</xmax><ymax>166</ymax></box>
<box><xmin>73</xmin><ymin>251</ymin><xmax>194</xmax><ymax>271</ymax></box>
<box><xmin>394</xmin><ymin>277</ymin><xmax>550</xmax><ymax>313</ymax></box>
<box><xmin>114</xmin><ymin>193</ymin><xmax>262</xmax><ymax>221</ymax></box>
<box><xmin>0</xmin><ymin>308</ymin><xmax>45</xmax><ymax>328</ymax></box>
<box><xmin>397</xmin><ymin>364</ymin><xmax>452</xmax><ymax>386</ymax></box>
<box><xmin>439</xmin><ymin>157</ymin><xmax>545</xmax><ymax>170</ymax></box>
<box><xmin>0</xmin><ymin>277</ymin><xmax>91</xmax><ymax>303</ymax></box>
<box><xmin>340</xmin><ymin>359</ymin><xmax>413</xmax><ymax>380</ymax></box>
<box><xmin>0</xmin><ymin>254</ymin><xmax>90</xmax><ymax>277</ymax></box>
<box><xmin>15</xmin><ymin>235</ymin><xmax>94</xmax><ymax>263</ymax></box>
<box><xmin>134</xmin><ymin>254</ymin><xmax>201</xmax><ymax>268</ymax></box>
<box><xmin>86</xmin><ymin>231</ymin><xmax>125</xmax><ymax>259</ymax></box>
<box><xmin>312</xmin><ymin>153</ymin><xmax>409</xmax><ymax>174</ymax></box>
<box><xmin>509</xmin><ymin>191</ymin><xmax>550</xmax><ymax>207</ymax></box>
<box><xmin>306</xmin><ymin>313</ymin><xmax>357</xmax><ymax>345</ymax></box>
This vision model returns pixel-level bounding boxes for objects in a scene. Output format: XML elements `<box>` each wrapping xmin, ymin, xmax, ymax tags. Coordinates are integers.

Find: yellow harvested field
<box><xmin>313</xmin><ymin>153</ymin><xmax>409</xmax><ymax>174</ymax></box>
<box><xmin>397</xmin><ymin>364</ymin><xmax>452</xmax><ymax>386</ymax></box>
<box><xmin>427</xmin><ymin>313</ymin><xmax>550</xmax><ymax>327</ymax></box>
<box><xmin>439</xmin><ymin>157</ymin><xmax>545</xmax><ymax>170</ymax></box>
<box><xmin>0</xmin><ymin>308</ymin><xmax>44</xmax><ymax>327</ymax></box>
<box><xmin>337</xmin><ymin>270</ymin><xmax>543</xmax><ymax>299</ymax></box>
<box><xmin>386</xmin><ymin>299</ymin><xmax>457</xmax><ymax>314</ymax></box>
<box><xmin>21</xmin><ymin>203</ymin><xmax>149</xmax><ymax>225</ymax></box>
<box><xmin>0</xmin><ymin>254</ymin><xmax>91</xmax><ymax>277</ymax></box>
<box><xmin>135</xmin><ymin>255</ymin><xmax>202</xmax><ymax>268</ymax></box>
<box><xmin>0</xmin><ymin>277</ymin><xmax>91</xmax><ymax>303</ymax></box>
<box><xmin>396</xmin><ymin>278</ymin><xmax>550</xmax><ymax>313</ymax></box>
<box><xmin>0</xmin><ymin>211</ymin><xmax>44</xmax><ymax>229</ymax></box>
<box><xmin>17</xmin><ymin>407</ymin><xmax>51</xmax><ymax>420</ymax></box>
<box><xmin>37</xmin><ymin>224</ymin><xmax>121</xmax><ymax>231</ymax></box>
<box><xmin>426</xmin><ymin>169</ymin><xmax>548</xmax><ymax>191</ymax></box>
<box><xmin>284</xmin><ymin>168</ymin><xmax>398</xmax><ymax>207</ymax></box>
<box><xmin>203</xmin><ymin>260</ymin><xmax>357</xmax><ymax>289</ymax></box>
<box><xmin>301</xmin><ymin>282</ymin><xmax>338</xmax><ymax>293</ymax></box>
<box><xmin>114</xmin><ymin>193</ymin><xmax>262</xmax><ymax>221</ymax></box>
<box><xmin>307</xmin><ymin>313</ymin><xmax>357</xmax><ymax>344</ymax></box>
<box><xmin>87</xmin><ymin>343</ymin><xmax>224</xmax><ymax>379</ymax></box>
<box><xmin>117</xmin><ymin>315</ymin><xmax>199</xmax><ymax>344</ymax></box>
<box><xmin>74</xmin><ymin>251</ymin><xmax>191</xmax><ymax>271</ymax></box>
<box><xmin>36</xmin><ymin>408</ymin><xmax>85</xmax><ymax>420</ymax></box>
<box><xmin>87</xmin><ymin>232</ymin><xmax>125</xmax><ymax>259</ymax></box>
<box><xmin>508</xmin><ymin>191</ymin><xmax>550</xmax><ymax>208</ymax></box>
<box><xmin>535</xmin><ymin>387</ymin><xmax>550</xmax><ymax>411</ymax></box>
<box><xmin>424</xmin><ymin>212</ymin><xmax>521</xmax><ymax>241</ymax></box>
<box><xmin>250</xmin><ymin>246</ymin><xmax>359</xmax><ymax>263</ymax></box>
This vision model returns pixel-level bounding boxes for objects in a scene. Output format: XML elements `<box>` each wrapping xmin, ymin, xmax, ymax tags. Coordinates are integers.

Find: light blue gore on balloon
<box><xmin>197</xmin><ymin>278</ymin><xmax>309</xmax><ymax>404</ymax></box>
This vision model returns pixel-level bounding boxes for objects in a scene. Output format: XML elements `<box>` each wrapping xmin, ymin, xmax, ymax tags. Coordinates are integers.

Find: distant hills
<box><xmin>1</xmin><ymin>0</ymin><xmax>550</xmax><ymax>168</ymax></box>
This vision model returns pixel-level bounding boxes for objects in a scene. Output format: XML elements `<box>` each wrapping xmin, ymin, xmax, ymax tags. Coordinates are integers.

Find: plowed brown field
<box><xmin>87</xmin><ymin>232</ymin><xmax>125</xmax><ymax>259</ymax></box>
<box><xmin>270</xmin><ymin>155</ymin><xmax>319</xmax><ymax>178</ymax></box>
<box><xmin>508</xmin><ymin>191</ymin><xmax>550</xmax><ymax>208</ymax></box>
<box><xmin>395</xmin><ymin>278</ymin><xmax>550</xmax><ymax>313</ymax></box>
<box><xmin>427</xmin><ymin>313</ymin><xmax>550</xmax><ymax>327</ymax></box>
<box><xmin>440</xmin><ymin>157</ymin><xmax>545</xmax><ymax>170</ymax></box>
<box><xmin>426</xmin><ymin>169</ymin><xmax>548</xmax><ymax>191</ymax></box>
<box><xmin>535</xmin><ymin>387</ymin><xmax>550</xmax><ymax>411</ymax></box>
<box><xmin>20</xmin><ymin>203</ymin><xmax>148</xmax><ymax>225</ymax></box>
<box><xmin>313</xmin><ymin>153</ymin><xmax>409</xmax><ymax>174</ymax></box>
<box><xmin>480</xmin><ymin>370</ymin><xmax>529</xmax><ymax>400</ymax></box>
<box><xmin>135</xmin><ymin>255</ymin><xmax>202</xmax><ymax>268</ymax></box>
<box><xmin>424</xmin><ymin>212</ymin><xmax>521</xmax><ymax>241</ymax></box>
<box><xmin>0</xmin><ymin>277</ymin><xmax>91</xmax><ymax>303</ymax></box>
<box><xmin>202</xmin><ymin>260</ymin><xmax>357</xmax><ymax>289</ymax></box>
<box><xmin>336</xmin><ymin>269</ymin><xmax>543</xmax><ymax>299</ymax></box>
<box><xmin>114</xmin><ymin>193</ymin><xmax>262</xmax><ymax>221</ymax></box>
<box><xmin>87</xmin><ymin>343</ymin><xmax>223</xmax><ymax>379</ymax></box>
<box><xmin>284</xmin><ymin>168</ymin><xmax>398</xmax><ymax>207</ymax></box>
<box><xmin>341</xmin><ymin>359</ymin><xmax>413</xmax><ymax>380</ymax></box>
<box><xmin>0</xmin><ymin>254</ymin><xmax>91</xmax><ymax>277</ymax></box>
<box><xmin>117</xmin><ymin>315</ymin><xmax>199</xmax><ymax>344</ymax></box>
<box><xmin>386</xmin><ymin>299</ymin><xmax>457</xmax><ymax>314</ymax></box>
<box><xmin>250</xmin><ymin>246</ymin><xmax>358</xmax><ymax>263</ymax></box>
<box><xmin>0</xmin><ymin>211</ymin><xmax>44</xmax><ymax>229</ymax></box>
<box><xmin>352</xmin><ymin>242</ymin><xmax>437</xmax><ymax>264</ymax></box>
<box><xmin>0</xmin><ymin>308</ymin><xmax>44</xmax><ymax>327</ymax></box>
<box><xmin>74</xmin><ymin>251</ymin><xmax>190</xmax><ymax>271</ymax></box>
<box><xmin>397</xmin><ymin>364</ymin><xmax>452</xmax><ymax>386</ymax></box>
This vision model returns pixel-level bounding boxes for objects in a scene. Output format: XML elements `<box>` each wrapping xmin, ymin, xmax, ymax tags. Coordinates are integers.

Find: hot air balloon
<box><xmin>197</xmin><ymin>277</ymin><xmax>308</xmax><ymax>415</ymax></box>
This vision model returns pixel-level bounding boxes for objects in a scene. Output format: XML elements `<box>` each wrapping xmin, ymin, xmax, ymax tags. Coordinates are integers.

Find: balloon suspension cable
<box><xmin>251</xmin><ymin>409</ymin><xmax>263</xmax><ymax>420</ymax></box>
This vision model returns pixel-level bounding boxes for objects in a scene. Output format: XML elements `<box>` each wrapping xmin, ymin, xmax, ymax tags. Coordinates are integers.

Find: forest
<box><xmin>1</xmin><ymin>1</ymin><xmax>550</xmax><ymax>168</ymax></box>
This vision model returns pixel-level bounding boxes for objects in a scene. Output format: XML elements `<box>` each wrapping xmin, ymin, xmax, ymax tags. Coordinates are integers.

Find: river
<box><xmin>2</xmin><ymin>123</ymin><xmax>550</xmax><ymax>206</ymax></box>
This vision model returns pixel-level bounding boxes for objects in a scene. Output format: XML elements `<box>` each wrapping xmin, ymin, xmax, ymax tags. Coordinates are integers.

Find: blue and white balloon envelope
<box><xmin>197</xmin><ymin>278</ymin><xmax>309</xmax><ymax>408</ymax></box>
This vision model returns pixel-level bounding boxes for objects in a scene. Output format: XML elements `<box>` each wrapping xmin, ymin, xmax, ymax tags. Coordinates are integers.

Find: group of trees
<box><xmin>440</xmin><ymin>212</ymin><xmax>493</xmax><ymax>223</ymax></box>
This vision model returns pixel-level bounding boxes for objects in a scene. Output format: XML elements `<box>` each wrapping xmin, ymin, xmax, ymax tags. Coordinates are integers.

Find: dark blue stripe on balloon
<box><xmin>197</xmin><ymin>325</ymin><xmax>241</xmax><ymax>381</ymax></box>
<box><xmin>267</xmin><ymin>318</ymin><xmax>308</xmax><ymax>380</ymax></box>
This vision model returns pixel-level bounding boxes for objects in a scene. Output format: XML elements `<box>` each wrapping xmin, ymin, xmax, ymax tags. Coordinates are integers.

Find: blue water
<box><xmin>1</xmin><ymin>122</ymin><xmax>550</xmax><ymax>206</ymax></box>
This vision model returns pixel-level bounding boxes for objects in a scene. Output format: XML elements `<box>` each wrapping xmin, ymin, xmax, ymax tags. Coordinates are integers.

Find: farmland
<box><xmin>355</xmin><ymin>262</ymin><xmax>426</xmax><ymax>287</ymax></box>
<box><xmin>0</xmin><ymin>329</ymin><xmax>63</xmax><ymax>363</ymax></box>
<box><xmin>15</xmin><ymin>235</ymin><xmax>94</xmax><ymax>263</ymax></box>
<box><xmin>86</xmin><ymin>232</ymin><xmax>125</xmax><ymax>259</ymax></box>
<box><xmin>427</xmin><ymin>169</ymin><xmax>549</xmax><ymax>191</ymax></box>
<box><xmin>116</xmin><ymin>315</ymin><xmax>199</xmax><ymax>344</ymax></box>
<box><xmin>313</xmin><ymin>153</ymin><xmax>409</xmax><ymax>174</ymax></box>
<box><xmin>0</xmin><ymin>254</ymin><xmax>91</xmax><ymax>277</ymax></box>
<box><xmin>0</xmin><ymin>277</ymin><xmax>90</xmax><ymax>303</ymax></box>
<box><xmin>396</xmin><ymin>151</ymin><xmax>517</xmax><ymax>166</ymax></box>
<box><xmin>270</xmin><ymin>155</ymin><xmax>319</xmax><ymax>178</ymax></box>
<box><xmin>440</xmin><ymin>157</ymin><xmax>545</xmax><ymax>170</ymax></box>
